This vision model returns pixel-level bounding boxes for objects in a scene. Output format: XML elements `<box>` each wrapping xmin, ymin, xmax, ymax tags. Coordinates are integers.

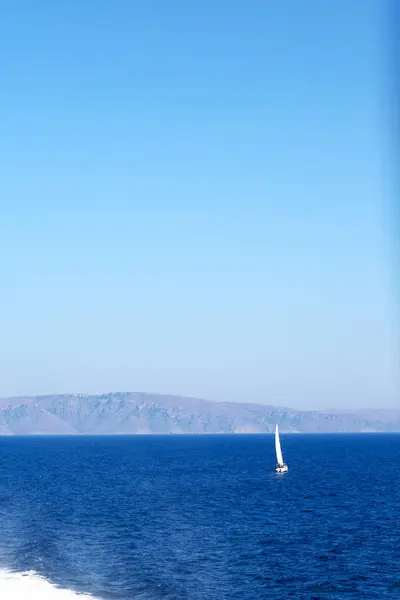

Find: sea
<box><xmin>0</xmin><ymin>434</ymin><xmax>398</xmax><ymax>599</ymax></box>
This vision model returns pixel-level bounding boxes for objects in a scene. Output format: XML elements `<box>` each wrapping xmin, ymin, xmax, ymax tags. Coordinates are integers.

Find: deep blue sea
<box><xmin>0</xmin><ymin>434</ymin><xmax>399</xmax><ymax>599</ymax></box>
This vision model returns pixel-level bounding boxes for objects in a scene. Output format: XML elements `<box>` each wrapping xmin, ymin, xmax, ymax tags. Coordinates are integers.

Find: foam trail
<box><xmin>0</xmin><ymin>569</ymin><xmax>96</xmax><ymax>599</ymax></box>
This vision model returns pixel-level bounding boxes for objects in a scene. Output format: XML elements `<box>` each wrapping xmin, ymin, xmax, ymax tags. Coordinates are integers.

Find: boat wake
<box><xmin>0</xmin><ymin>569</ymin><xmax>95</xmax><ymax>599</ymax></box>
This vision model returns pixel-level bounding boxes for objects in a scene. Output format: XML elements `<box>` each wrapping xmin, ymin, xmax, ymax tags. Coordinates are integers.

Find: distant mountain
<box><xmin>0</xmin><ymin>393</ymin><xmax>399</xmax><ymax>435</ymax></box>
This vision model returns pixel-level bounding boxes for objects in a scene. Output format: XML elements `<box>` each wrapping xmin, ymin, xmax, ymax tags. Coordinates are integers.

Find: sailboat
<box><xmin>275</xmin><ymin>424</ymin><xmax>288</xmax><ymax>473</ymax></box>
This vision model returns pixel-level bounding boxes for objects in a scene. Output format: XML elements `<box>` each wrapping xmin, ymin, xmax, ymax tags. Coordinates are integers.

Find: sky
<box><xmin>0</xmin><ymin>1</ymin><xmax>398</xmax><ymax>409</ymax></box>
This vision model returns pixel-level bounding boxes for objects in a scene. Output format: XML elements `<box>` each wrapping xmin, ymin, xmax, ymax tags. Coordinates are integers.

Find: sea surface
<box><xmin>0</xmin><ymin>434</ymin><xmax>399</xmax><ymax>599</ymax></box>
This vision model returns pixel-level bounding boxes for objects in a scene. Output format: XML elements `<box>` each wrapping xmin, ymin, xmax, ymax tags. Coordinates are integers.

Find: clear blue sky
<box><xmin>0</xmin><ymin>1</ymin><xmax>397</xmax><ymax>408</ymax></box>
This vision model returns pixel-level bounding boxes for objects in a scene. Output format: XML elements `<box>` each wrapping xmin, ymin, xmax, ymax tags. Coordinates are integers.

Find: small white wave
<box><xmin>0</xmin><ymin>569</ymin><xmax>95</xmax><ymax>599</ymax></box>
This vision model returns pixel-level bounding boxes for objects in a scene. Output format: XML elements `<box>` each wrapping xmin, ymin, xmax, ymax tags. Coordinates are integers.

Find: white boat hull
<box><xmin>275</xmin><ymin>464</ymin><xmax>288</xmax><ymax>473</ymax></box>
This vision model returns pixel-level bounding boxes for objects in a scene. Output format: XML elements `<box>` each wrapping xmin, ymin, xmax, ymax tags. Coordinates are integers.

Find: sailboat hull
<box><xmin>275</xmin><ymin>464</ymin><xmax>288</xmax><ymax>473</ymax></box>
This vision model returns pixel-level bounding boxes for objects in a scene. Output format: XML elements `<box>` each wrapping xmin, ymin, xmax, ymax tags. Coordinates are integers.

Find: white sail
<box><xmin>275</xmin><ymin>424</ymin><xmax>284</xmax><ymax>466</ymax></box>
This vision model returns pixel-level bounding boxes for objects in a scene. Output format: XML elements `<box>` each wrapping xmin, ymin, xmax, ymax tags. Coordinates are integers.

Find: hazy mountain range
<box><xmin>0</xmin><ymin>392</ymin><xmax>398</xmax><ymax>435</ymax></box>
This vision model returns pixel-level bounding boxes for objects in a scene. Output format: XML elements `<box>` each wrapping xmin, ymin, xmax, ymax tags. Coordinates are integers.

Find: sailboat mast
<box><xmin>275</xmin><ymin>424</ymin><xmax>284</xmax><ymax>466</ymax></box>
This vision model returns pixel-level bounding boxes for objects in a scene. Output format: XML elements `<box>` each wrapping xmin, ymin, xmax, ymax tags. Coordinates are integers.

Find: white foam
<box><xmin>0</xmin><ymin>569</ymin><xmax>95</xmax><ymax>599</ymax></box>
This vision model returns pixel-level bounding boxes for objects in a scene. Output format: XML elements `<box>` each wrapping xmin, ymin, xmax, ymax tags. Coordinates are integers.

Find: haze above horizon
<box><xmin>0</xmin><ymin>1</ymin><xmax>398</xmax><ymax>409</ymax></box>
